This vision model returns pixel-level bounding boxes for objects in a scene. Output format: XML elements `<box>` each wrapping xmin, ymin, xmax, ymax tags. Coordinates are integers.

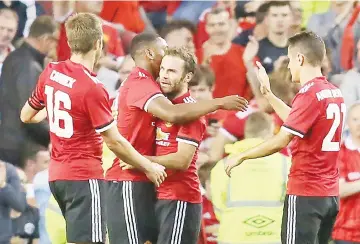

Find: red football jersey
<box><xmin>155</xmin><ymin>92</ymin><xmax>206</xmax><ymax>203</ymax></box>
<box><xmin>332</xmin><ymin>137</ymin><xmax>360</xmax><ymax>242</ymax></box>
<box><xmin>28</xmin><ymin>60</ymin><xmax>115</xmax><ymax>181</ymax></box>
<box><xmin>282</xmin><ymin>76</ymin><xmax>345</xmax><ymax>196</ymax></box>
<box><xmin>105</xmin><ymin>67</ymin><xmax>164</xmax><ymax>181</ymax></box>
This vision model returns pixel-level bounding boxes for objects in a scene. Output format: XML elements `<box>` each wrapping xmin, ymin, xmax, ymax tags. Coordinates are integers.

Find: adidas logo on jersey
<box><xmin>183</xmin><ymin>96</ymin><xmax>196</xmax><ymax>104</ymax></box>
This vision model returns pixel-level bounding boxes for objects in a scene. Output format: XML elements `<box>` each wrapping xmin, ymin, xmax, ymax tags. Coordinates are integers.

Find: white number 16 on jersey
<box><xmin>45</xmin><ymin>85</ymin><xmax>74</xmax><ymax>138</ymax></box>
<box><xmin>322</xmin><ymin>103</ymin><xmax>346</xmax><ymax>152</ymax></box>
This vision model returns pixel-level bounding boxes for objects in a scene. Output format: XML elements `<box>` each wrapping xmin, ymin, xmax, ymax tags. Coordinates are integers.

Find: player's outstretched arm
<box><xmin>147</xmin><ymin>96</ymin><xmax>248</xmax><ymax>124</ymax></box>
<box><xmin>20</xmin><ymin>102</ymin><xmax>47</xmax><ymax>123</ymax></box>
<box><xmin>224</xmin><ymin>129</ymin><xmax>294</xmax><ymax>177</ymax></box>
<box><xmin>101</xmin><ymin>126</ymin><xmax>167</xmax><ymax>186</ymax></box>
<box><xmin>147</xmin><ymin>142</ymin><xmax>197</xmax><ymax>170</ymax></box>
<box><xmin>255</xmin><ymin>61</ymin><xmax>291</xmax><ymax>121</ymax></box>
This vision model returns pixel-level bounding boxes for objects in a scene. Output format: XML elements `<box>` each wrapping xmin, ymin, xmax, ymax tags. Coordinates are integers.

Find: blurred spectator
<box><xmin>307</xmin><ymin>1</ymin><xmax>359</xmax><ymax>74</ymax></box>
<box><xmin>54</xmin><ymin>0</ymin><xmax>126</xmax><ymax>66</ymax></box>
<box><xmin>0</xmin><ymin>0</ymin><xmax>44</xmax><ymax>42</ymax></box>
<box><xmin>11</xmin><ymin>167</ymin><xmax>39</xmax><ymax>244</ymax></box>
<box><xmin>189</xmin><ymin>65</ymin><xmax>230</xmax><ymax>166</ymax></box>
<box><xmin>232</xmin><ymin>1</ymin><xmax>270</xmax><ymax>47</ymax></box>
<box><xmin>0</xmin><ymin>160</ymin><xmax>26</xmax><ymax>244</ymax></box>
<box><xmin>196</xmin><ymin>7</ymin><xmax>251</xmax><ymax>100</ymax></box>
<box><xmin>243</xmin><ymin>1</ymin><xmax>292</xmax><ymax>74</ymax></box>
<box><xmin>209</xmin><ymin>60</ymin><xmax>294</xmax><ymax>164</ymax></box>
<box><xmin>23</xmin><ymin>146</ymin><xmax>49</xmax><ymax>185</ymax></box>
<box><xmin>160</xmin><ymin>20</ymin><xmax>196</xmax><ymax>54</ymax></box>
<box><xmin>100</xmin><ymin>0</ymin><xmax>156</xmax><ymax>34</ymax></box>
<box><xmin>0</xmin><ymin>16</ymin><xmax>57</xmax><ymax>168</ymax></box>
<box><xmin>0</xmin><ymin>9</ymin><xmax>18</xmax><ymax>77</ymax></box>
<box><xmin>172</xmin><ymin>0</ymin><xmax>216</xmax><ymax>24</ymax></box>
<box><xmin>340</xmin><ymin>39</ymin><xmax>360</xmax><ymax>109</ymax></box>
<box><xmin>198</xmin><ymin>163</ymin><xmax>219</xmax><ymax>244</ymax></box>
<box><xmin>33</xmin><ymin>150</ymin><xmax>51</xmax><ymax>244</ymax></box>
<box><xmin>211</xmin><ymin>112</ymin><xmax>291</xmax><ymax>244</ymax></box>
<box><xmin>300</xmin><ymin>0</ymin><xmax>330</xmax><ymax>27</ymax></box>
<box><xmin>289</xmin><ymin>1</ymin><xmax>304</xmax><ymax>36</ymax></box>
<box><xmin>140</xmin><ymin>1</ymin><xmax>181</xmax><ymax>30</ymax></box>
<box><xmin>196</xmin><ymin>0</ymin><xmax>237</xmax><ymax>50</ymax></box>
<box><xmin>307</xmin><ymin>1</ymin><xmax>354</xmax><ymax>40</ymax></box>
<box><xmin>332</xmin><ymin>103</ymin><xmax>360</xmax><ymax>244</ymax></box>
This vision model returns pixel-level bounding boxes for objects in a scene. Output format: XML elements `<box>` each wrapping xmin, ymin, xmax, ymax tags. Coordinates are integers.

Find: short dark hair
<box><xmin>256</xmin><ymin>2</ymin><xmax>271</xmax><ymax>24</ymax></box>
<box><xmin>160</xmin><ymin>20</ymin><xmax>196</xmax><ymax>39</ymax></box>
<box><xmin>267</xmin><ymin>1</ymin><xmax>291</xmax><ymax>10</ymax></box>
<box><xmin>189</xmin><ymin>65</ymin><xmax>215</xmax><ymax>88</ymax></box>
<box><xmin>29</xmin><ymin>15</ymin><xmax>57</xmax><ymax>38</ymax></box>
<box><xmin>288</xmin><ymin>31</ymin><xmax>326</xmax><ymax>67</ymax></box>
<box><xmin>130</xmin><ymin>32</ymin><xmax>160</xmax><ymax>60</ymax></box>
<box><xmin>165</xmin><ymin>47</ymin><xmax>196</xmax><ymax>75</ymax></box>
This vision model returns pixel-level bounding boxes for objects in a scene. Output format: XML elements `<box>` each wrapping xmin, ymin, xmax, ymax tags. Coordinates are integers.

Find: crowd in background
<box><xmin>0</xmin><ymin>1</ymin><xmax>360</xmax><ymax>244</ymax></box>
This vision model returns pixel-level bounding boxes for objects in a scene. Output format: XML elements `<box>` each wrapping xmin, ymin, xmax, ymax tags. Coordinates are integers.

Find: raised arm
<box><xmin>147</xmin><ymin>95</ymin><xmax>248</xmax><ymax>124</ymax></box>
<box><xmin>255</xmin><ymin>61</ymin><xmax>291</xmax><ymax>121</ymax></box>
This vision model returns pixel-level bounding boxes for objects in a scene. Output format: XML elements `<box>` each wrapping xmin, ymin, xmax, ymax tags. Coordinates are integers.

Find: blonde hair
<box><xmin>65</xmin><ymin>13</ymin><xmax>103</xmax><ymax>55</ymax></box>
<box><xmin>165</xmin><ymin>47</ymin><xmax>196</xmax><ymax>75</ymax></box>
<box><xmin>245</xmin><ymin>112</ymin><xmax>274</xmax><ymax>139</ymax></box>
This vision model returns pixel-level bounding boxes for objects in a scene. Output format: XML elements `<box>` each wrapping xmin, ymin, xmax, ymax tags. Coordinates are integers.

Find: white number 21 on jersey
<box><xmin>322</xmin><ymin>103</ymin><xmax>346</xmax><ymax>152</ymax></box>
<box><xmin>45</xmin><ymin>85</ymin><xmax>74</xmax><ymax>138</ymax></box>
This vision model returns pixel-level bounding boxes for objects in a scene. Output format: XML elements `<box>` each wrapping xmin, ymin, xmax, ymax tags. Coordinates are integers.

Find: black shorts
<box><xmin>106</xmin><ymin>181</ymin><xmax>158</xmax><ymax>244</ymax></box>
<box><xmin>281</xmin><ymin>194</ymin><xmax>339</xmax><ymax>244</ymax></box>
<box><xmin>49</xmin><ymin>179</ymin><xmax>106</xmax><ymax>243</ymax></box>
<box><xmin>156</xmin><ymin>199</ymin><xmax>202</xmax><ymax>244</ymax></box>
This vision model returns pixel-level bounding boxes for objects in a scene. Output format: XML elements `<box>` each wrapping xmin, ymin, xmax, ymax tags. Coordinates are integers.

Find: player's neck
<box><xmin>135</xmin><ymin>60</ymin><xmax>156</xmax><ymax>79</ymax></box>
<box><xmin>267</xmin><ymin>32</ymin><xmax>288</xmax><ymax>48</ymax></box>
<box><xmin>70</xmin><ymin>54</ymin><xmax>95</xmax><ymax>72</ymax></box>
<box><xmin>168</xmin><ymin>87</ymin><xmax>188</xmax><ymax>101</ymax></box>
<box><xmin>299</xmin><ymin>67</ymin><xmax>323</xmax><ymax>86</ymax></box>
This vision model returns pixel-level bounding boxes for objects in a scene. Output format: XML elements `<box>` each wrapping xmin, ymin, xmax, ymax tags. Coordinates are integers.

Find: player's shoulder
<box><xmin>121</xmin><ymin>68</ymin><xmax>154</xmax><ymax>88</ymax></box>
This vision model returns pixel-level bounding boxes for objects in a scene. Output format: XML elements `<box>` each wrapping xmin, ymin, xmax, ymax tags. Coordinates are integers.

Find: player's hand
<box><xmin>120</xmin><ymin>161</ymin><xmax>135</xmax><ymax>170</ymax></box>
<box><xmin>218</xmin><ymin>95</ymin><xmax>248</xmax><ymax>112</ymax></box>
<box><xmin>243</xmin><ymin>35</ymin><xmax>259</xmax><ymax>63</ymax></box>
<box><xmin>145</xmin><ymin>163</ymin><xmax>167</xmax><ymax>187</ymax></box>
<box><xmin>255</xmin><ymin>61</ymin><xmax>272</xmax><ymax>97</ymax></box>
<box><xmin>224</xmin><ymin>156</ymin><xmax>245</xmax><ymax>177</ymax></box>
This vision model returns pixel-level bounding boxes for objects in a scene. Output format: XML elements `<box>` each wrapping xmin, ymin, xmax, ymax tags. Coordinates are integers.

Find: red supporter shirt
<box><xmin>196</xmin><ymin>44</ymin><xmax>252</xmax><ymax>100</ymax></box>
<box><xmin>332</xmin><ymin>137</ymin><xmax>360</xmax><ymax>242</ymax></box>
<box><xmin>28</xmin><ymin>60</ymin><xmax>115</xmax><ymax>181</ymax></box>
<box><xmin>105</xmin><ymin>67</ymin><xmax>164</xmax><ymax>182</ymax></box>
<box><xmin>155</xmin><ymin>92</ymin><xmax>205</xmax><ymax>203</ymax></box>
<box><xmin>57</xmin><ymin>13</ymin><xmax>124</xmax><ymax>61</ymax></box>
<box><xmin>282</xmin><ymin>76</ymin><xmax>345</xmax><ymax>196</ymax></box>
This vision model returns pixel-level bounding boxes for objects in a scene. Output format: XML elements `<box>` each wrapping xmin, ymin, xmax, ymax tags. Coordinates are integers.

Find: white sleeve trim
<box><xmin>281</xmin><ymin>126</ymin><xmax>304</xmax><ymax>138</ymax></box>
<box><xmin>144</xmin><ymin>93</ymin><xmax>165</xmax><ymax>112</ymax></box>
<box><xmin>176</xmin><ymin>138</ymin><xmax>199</xmax><ymax>147</ymax></box>
<box><xmin>95</xmin><ymin>120</ymin><xmax>116</xmax><ymax>133</ymax></box>
<box><xmin>219</xmin><ymin>127</ymin><xmax>238</xmax><ymax>142</ymax></box>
